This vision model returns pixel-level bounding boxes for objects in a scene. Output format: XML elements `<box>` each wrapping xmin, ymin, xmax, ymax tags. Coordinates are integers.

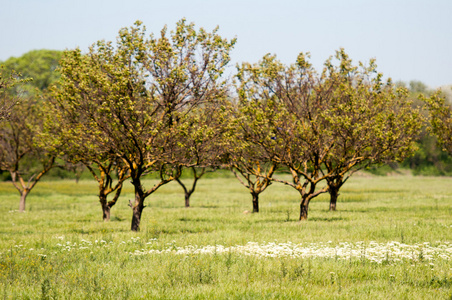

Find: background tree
<box><xmin>0</xmin><ymin>67</ymin><xmax>29</xmax><ymax>121</ymax></box>
<box><xmin>401</xmin><ymin>83</ymin><xmax>452</xmax><ymax>176</ymax></box>
<box><xmin>64</xmin><ymin>162</ymin><xmax>86</xmax><ymax>184</ymax></box>
<box><xmin>1</xmin><ymin>50</ymin><xmax>62</xmax><ymax>96</ymax></box>
<box><xmin>229</xmin><ymin>156</ymin><xmax>277</xmax><ymax>213</ymax></box>
<box><xmin>423</xmin><ymin>90</ymin><xmax>452</xmax><ymax>156</ymax></box>
<box><xmin>53</xmin><ymin>19</ymin><xmax>235</xmax><ymax>231</ymax></box>
<box><xmin>175</xmin><ymin>167</ymin><xmax>208</xmax><ymax>208</ymax></box>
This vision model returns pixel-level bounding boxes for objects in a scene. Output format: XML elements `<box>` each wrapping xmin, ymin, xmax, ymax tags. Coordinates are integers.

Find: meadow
<box><xmin>0</xmin><ymin>174</ymin><xmax>451</xmax><ymax>299</ymax></box>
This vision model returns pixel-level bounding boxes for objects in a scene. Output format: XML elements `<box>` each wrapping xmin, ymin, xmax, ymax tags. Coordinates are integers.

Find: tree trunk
<box><xmin>103</xmin><ymin>206</ymin><xmax>111</xmax><ymax>222</ymax></box>
<box><xmin>329</xmin><ymin>186</ymin><xmax>339</xmax><ymax>211</ymax></box>
<box><xmin>100</xmin><ymin>195</ymin><xmax>111</xmax><ymax>222</ymax></box>
<box><xmin>130</xmin><ymin>182</ymin><xmax>145</xmax><ymax>232</ymax></box>
<box><xmin>326</xmin><ymin>175</ymin><xmax>344</xmax><ymax>212</ymax></box>
<box><xmin>252</xmin><ymin>193</ymin><xmax>259</xmax><ymax>213</ymax></box>
<box><xmin>185</xmin><ymin>192</ymin><xmax>191</xmax><ymax>208</ymax></box>
<box><xmin>299</xmin><ymin>199</ymin><xmax>309</xmax><ymax>221</ymax></box>
<box><xmin>131</xmin><ymin>202</ymin><xmax>144</xmax><ymax>232</ymax></box>
<box><xmin>19</xmin><ymin>190</ymin><xmax>29</xmax><ymax>212</ymax></box>
<box><xmin>177</xmin><ymin>166</ymin><xmax>203</xmax><ymax>208</ymax></box>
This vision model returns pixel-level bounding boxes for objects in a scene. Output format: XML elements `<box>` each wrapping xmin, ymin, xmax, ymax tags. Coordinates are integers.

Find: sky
<box><xmin>1</xmin><ymin>0</ymin><xmax>451</xmax><ymax>88</ymax></box>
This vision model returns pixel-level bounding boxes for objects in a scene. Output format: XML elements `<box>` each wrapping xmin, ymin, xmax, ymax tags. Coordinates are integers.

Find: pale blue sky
<box><xmin>1</xmin><ymin>0</ymin><xmax>451</xmax><ymax>87</ymax></box>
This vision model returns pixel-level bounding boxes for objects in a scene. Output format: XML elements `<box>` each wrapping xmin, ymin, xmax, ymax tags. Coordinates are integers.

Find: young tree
<box><xmin>0</xmin><ymin>96</ymin><xmax>54</xmax><ymax>211</ymax></box>
<box><xmin>0</xmin><ymin>53</ymin><xmax>61</xmax><ymax>211</ymax></box>
<box><xmin>53</xmin><ymin>19</ymin><xmax>235</xmax><ymax>231</ymax></box>
<box><xmin>172</xmin><ymin>103</ymin><xmax>232</xmax><ymax>208</ymax></box>
<box><xmin>175</xmin><ymin>167</ymin><xmax>208</xmax><ymax>208</ymax></box>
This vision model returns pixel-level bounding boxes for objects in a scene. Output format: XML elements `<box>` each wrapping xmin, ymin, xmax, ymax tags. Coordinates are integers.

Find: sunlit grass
<box><xmin>0</xmin><ymin>174</ymin><xmax>451</xmax><ymax>299</ymax></box>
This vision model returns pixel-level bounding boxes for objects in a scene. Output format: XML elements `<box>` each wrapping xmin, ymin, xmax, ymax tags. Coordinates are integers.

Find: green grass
<box><xmin>0</xmin><ymin>175</ymin><xmax>451</xmax><ymax>299</ymax></box>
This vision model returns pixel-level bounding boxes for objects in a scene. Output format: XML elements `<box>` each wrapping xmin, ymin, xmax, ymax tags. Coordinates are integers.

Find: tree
<box><xmin>236</xmin><ymin>50</ymin><xmax>422</xmax><ymax>219</ymax></box>
<box><xmin>409</xmin><ymin>80</ymin><xmax>429</xmax><ymax>94</ymax></box>
<box><xmin>226</xmin><ymin>89</ymin><xmax>282</xmax><ymax>213</ymax></box>
<box><xmin>64</xmin><ymin>162</ymin><xmax>86</xmax><ymax>184</ymax></box>
<box><xmin>0</xmin><ymin>96</ymin><xmax>54</xmax><ymax>211</ymax></box>
<box><xmin>236</xmin><ymin>53</ymin><xmax>334</xmax><ymax>220</ymax></box>
<box><xmin>42</xmin><ymin>120</ymin><xmax>130</xmax><ymax>221</ymax></box>
<box><xmin>0</xmin><ymin>52</ymin><xmax>62</xmax><ymax>210</ymax></box>
<box><xmin>42</xmin><ymin>88</ymin><xmax>131</xmax><ymax>221</ymax></box>
<box><xmin>320</xmin><ymin>50</ymin><xmax>422</xmax><ymax>211</ymax></box>
<box><xmin>423</xmin><ymin>90</ymin><xmax>452</xmax><ymax>156</ymax></box>
<box><xmin>52</xmin><ymin>19</ymin><xmax>235</xmax><ymax>231</ymax></box>
<box><xmin>51</xmin><ymin>27</ymin><xmax>167</xmax><ymax>229</ymax></box>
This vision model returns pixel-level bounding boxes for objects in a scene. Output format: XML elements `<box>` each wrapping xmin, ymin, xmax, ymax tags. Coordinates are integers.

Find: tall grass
<box><xmin>0</xmin><ymin>175</ymin><xmax>451</xmax><ymax>299</ymax></box>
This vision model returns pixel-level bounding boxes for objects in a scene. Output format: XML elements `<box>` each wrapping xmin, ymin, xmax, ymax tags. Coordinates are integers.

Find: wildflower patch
<box><xmin>133</xmin><ymin>240</ymin><xmax>452</xmax><ymax>264</ymax></box>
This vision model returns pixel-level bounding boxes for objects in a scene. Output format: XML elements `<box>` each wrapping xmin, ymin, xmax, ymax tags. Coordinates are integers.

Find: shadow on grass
<box><xmin>146</xmin><ymin>227</ymin><xmax>215</xmax><ymax>236</ymax></box>
<box><xmin>69</xmin><ymin>227</ymin><xmax>130</xmax><ymax>234</ymax></box>
<box><xmin>343</xmin><ymin>189</ymin><xmax>410</xmax><ymax>194</ymax></box>
<box><xmin>149</xmin><ymin>205</ymin><xmax>220</xmax><ymax>209</ymax></box>
<box><xmin>253</xmin><ymin>218</ymin><xmax>294</xmax><ymax>224</ymax></box>
<box><xmin>337</xmin><ymin>209</ymin><xmax>368</xmax><ymax>213</ymax></box>
<box><xmin>178</xmin><ymin>217</ymin><xmax>210</xmax><ymax>222</ymax></box>
<box><xmin>308</xmin><ymin>216</ymin><xmax>350</xmax><ymax>222</ymax></box>
<box><xmin>196</xmin><ymin>205</ymin><xmax>220</xmax><ymax>209</ymax></box>
<box><xmin>178</xmin><ymin>217</ymin><xmax>236</xmax><ymax>224</ymax></box>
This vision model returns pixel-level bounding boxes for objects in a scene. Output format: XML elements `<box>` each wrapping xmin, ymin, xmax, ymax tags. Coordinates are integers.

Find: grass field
<box><xmin>0</xmin><ymin>174</ymin><xmax>451</xmax><ymax>299</ymax></box>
